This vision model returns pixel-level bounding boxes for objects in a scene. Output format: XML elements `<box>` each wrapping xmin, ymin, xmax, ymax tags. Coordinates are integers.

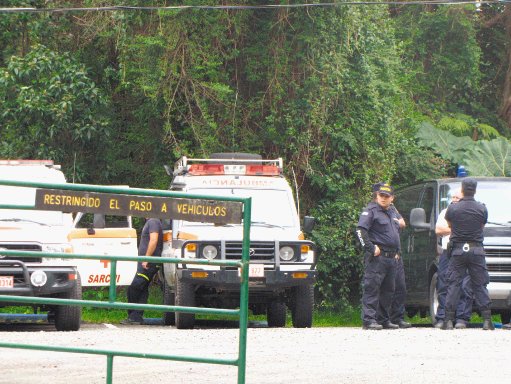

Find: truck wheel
<box><xmin>54</xmin><ymin>276</ymin><xmax>82</xmax><ymax>332</ymax></box>
<box><xmin>175</xmin><ymin>279</ymin><xmax>195</xmax><ymax>329</ymax></box>
<box><xmin>162</xmin><ymin>278</ymin><xmax>175</xmax><ymax>326</ymax></box>
<box><xmin>429</xmin><ymin>273</ymin><xmax>439</xmax><ymax>325</ymax></box>
<box><xmin>267</xmin><ymin>301</ymin><xmax>286</xmax><ymax>327</ymax></box>
<box><xmin>291</xmin><ymin>285</ymin><xmax>314</xmax><ymax>328</ymax></box>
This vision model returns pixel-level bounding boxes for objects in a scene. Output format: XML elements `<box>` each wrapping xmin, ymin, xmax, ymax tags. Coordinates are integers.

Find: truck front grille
<box><xmin>0</xmin><ymin>244</ymin><xmax>42</xmax><ymax>263</ymax></box>
<box><xmin>225</xmin><ymin>242</ymin><xmax>275</xmax><ymax>261</ymax></box>
<box><xmin>485</xmin><ymin>249</ymin><xmax>511</xmax><ymax>258</ymax></box>
<box><xmin>487</xmin><ymin>264</ymin><xmax>511</xmax><ymax>273</ymax></box>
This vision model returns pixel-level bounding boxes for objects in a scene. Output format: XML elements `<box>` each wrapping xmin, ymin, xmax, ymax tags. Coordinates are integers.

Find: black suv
<box><xmin>394</xmin><ymin>177</ymin><xmax>511</xmax><ymax>324</ymax></box>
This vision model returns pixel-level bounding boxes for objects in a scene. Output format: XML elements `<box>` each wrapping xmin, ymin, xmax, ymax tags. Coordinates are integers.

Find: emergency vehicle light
<box><xmin>187</xmin><ymin>163</ymin><xmax>280</xmax><ymax>176</ymax></box>
<box><xmin>188</xmin><ymin>164</ymin><xmax>224</xmax><ymax>175</ymax></box>
<box><xmin>246</xmin><ymin>165</ymin><xmax>280</xmax><ymax>176</ymax></box>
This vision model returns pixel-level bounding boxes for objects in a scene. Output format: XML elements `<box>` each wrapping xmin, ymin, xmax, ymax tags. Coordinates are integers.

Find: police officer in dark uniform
<box><xmin>121</xmin><ymin>218</ymin><xmax>163</xmax><ymax>325</ymax></box>
<box><xmin>371</xmin><ymin>183</ymin><xmax>411</xmax><ymax>329</ymax></box>
<box><xmin>356</xmin><ymin>183</ymin><xmax>401</xmax><ymax>330</ymax></box>
<box><xmin>443</xmin><ymin>178</ymin><xmax>494</xmax><ymax>330</ymax></box>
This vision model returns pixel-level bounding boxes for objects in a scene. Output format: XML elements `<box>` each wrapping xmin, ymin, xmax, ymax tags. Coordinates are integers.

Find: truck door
<box><xmin>69</xmin><ymin>213</ymin><xmax>138</xmax><ymax>287</ymax></box>
<box><xmin>394</xmin><ymin>185</ymin><xmax>422</xmax><ymax>304</ymax></box>
<box><xmin>408</xmin><ymin>183</ymin><xmax>436</xmax><ymax>303</ymax></box>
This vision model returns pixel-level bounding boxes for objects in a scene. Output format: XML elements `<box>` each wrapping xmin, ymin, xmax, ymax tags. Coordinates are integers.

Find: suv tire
<box><xmin>429</xmin><ymin>272</ymin><xmax>439</xmax><ymax>325</ymax></box>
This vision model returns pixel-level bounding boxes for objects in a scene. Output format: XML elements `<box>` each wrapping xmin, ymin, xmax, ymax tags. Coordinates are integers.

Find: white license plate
<box><xmin>239</xmin><ymin>265</ymin><xmax>265</xmax><ymax>278</ymax></box>
<box><xmin>0</xmin><ymin>276</ymin><xmax>14</xmax><ymax>288</ymax></box>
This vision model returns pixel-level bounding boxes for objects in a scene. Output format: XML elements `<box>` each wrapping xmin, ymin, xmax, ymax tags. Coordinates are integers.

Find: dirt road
<box><xmin>0</xmin><ymin>322</ymin><xmax>510</xmax><ymax>384</ymax></box>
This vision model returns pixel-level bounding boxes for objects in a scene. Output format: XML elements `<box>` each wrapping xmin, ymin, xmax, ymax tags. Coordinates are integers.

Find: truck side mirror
<box><xmin>303</xmin><ymin>216</ymin><xmax>316</xmax><ymax>233</ymax></box>
<box><xmin>410</xmin><ymin>208</ymin><xmax>430</xmax><ymax>230</ymax></box>
<box><xmin>93</xmin><ymin>214</ymin><xmax>106</xmax><ymax>229</ymax></box>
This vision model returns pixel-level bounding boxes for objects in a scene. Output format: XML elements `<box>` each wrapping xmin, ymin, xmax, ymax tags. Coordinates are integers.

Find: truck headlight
<box><xmin>42</xmin><ymin>244</ymin><xmax>73</xmax><ymax>253</ymax></box>
<box><xmin>202</xmin><ymin>245</ymin><xmax>218</xmax><ymax>260</ymax></box>
<box><xmin>30</xmin><ymin>270</ymin><xmax>48</xmax><ymax>287</ymax></box>
<box><xmin>279</xmin><ymin>246</ymin><xmax>295</xmax><ymax>261</ymax></box>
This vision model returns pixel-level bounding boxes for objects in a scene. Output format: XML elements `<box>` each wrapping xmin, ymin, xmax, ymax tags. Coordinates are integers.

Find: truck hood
<box><xmin>178</xmin><ymin>224</ymin><xmax>303</xmax><ymax>241</ymax></box>
<box><xmin>0</xmin><ymin>223</ymin><xmax>71</xmax><ymax>244</ymax></box>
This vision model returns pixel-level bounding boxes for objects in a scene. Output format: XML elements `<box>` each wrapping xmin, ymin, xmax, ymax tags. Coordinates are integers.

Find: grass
<box><xmin>1</xmin><ymin>286</ymin><xmax>505</xmax><ymax>326</ymax></box>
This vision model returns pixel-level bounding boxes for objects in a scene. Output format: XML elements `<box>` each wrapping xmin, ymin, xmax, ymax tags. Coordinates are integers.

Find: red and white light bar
<box><xmin>188</xmin><ymin>163</ymin><xmax>280</xmax><ymax>176</ymax></box>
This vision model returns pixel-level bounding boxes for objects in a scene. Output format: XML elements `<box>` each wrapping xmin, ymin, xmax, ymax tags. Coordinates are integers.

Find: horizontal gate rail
<box><xmin>0</xmin><ymin>179</ymin><xmax>252</xmax><ymax>384</ymax></box>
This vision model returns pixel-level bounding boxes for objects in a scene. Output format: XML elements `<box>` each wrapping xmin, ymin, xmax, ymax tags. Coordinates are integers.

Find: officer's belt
<box><xmin>452</xmin><ymin>242</ymin><xmax>482</xmax><ymax>248</ymax></box>
<box><xmin>376</xmin><ymin>246</ymin><xmax>398</xmax><ymax>258</ymax></box>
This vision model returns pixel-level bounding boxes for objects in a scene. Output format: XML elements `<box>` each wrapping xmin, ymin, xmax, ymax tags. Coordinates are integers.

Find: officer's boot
<box><xmin>482</xmin><ymin>310</ymin><xmax>495</xmax><ymax>331</ymax></box>
<box><xmin>442</xmin><ymin>311</ymin><xmax>454</xmax><ymax>330</ymax></box>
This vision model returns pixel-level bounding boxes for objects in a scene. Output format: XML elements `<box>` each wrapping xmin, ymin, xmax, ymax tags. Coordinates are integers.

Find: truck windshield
<box><xmin>446</xmin><ymin>181</ymin><xmax>511</xmax><ymax>225</ymax></box>
<box><xmin>0</xmin><ymin>186</ymin><xmax>70</xmax><ymax>227</ymax></box>
<box><xmin>186</xmin><ymin>188</ymin><xmax>298</xmax><ymax>227</ymax></box>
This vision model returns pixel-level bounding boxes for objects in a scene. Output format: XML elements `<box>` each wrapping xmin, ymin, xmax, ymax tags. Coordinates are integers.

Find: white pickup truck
<box><xmin>0</xmin><ymin>160</ymin><xmax>81</xmax><ymax>331</ymax></box>
<box><xmin>161</xmin><ymin>153</ymin><xmax>317</xmax><ymax>329</ymax></box>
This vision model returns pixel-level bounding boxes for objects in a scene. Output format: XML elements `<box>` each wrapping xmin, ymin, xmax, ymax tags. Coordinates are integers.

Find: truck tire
<box><xmin>267</xmin><ymin>301</ymin><xmax>286</xmax><ymax>327</ymax></box>
<box><xmin>291</xmin><ymin>285</ymin><xmax>314</xmax><ymax>328</ymax></box>
<box><xmin>54</xmin><ymin>276</ymin><xmax>82</xmax><ymax>332</ymax></box>
<box><xmin>429</xmin><ymin>272</ymin><xmax>439</xmax><ymax>325</ymax></box>
<box><xmin>175</xmin><ymin>279</ymin><xmax>195</xmax><ymax>329</ymax></box>
<box><xmin>162</xmin><ymin>278</ymin><xmax>175</xmax><ymax>326</ymax></box>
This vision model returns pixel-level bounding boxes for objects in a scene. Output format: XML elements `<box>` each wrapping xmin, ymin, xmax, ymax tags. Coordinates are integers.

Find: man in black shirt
<box><xmin>356</xmin><ymin>183</ymin><xmax>401</xmax><ymax>330</ymax></box>
<box><xmin>443</xmin><ymin>178</ymin><xmax>493</xmax><ymax>330</ymax></box>
<box><xmin>121</xmin><ymin>218</ymin><xmax>163</xmax><ymax>325</ymax></box>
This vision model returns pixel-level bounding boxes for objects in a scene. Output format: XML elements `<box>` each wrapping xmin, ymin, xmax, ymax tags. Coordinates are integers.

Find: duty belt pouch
<box><xmin>447</xmin><ymin>241</ymin><xmax>453</xmax><ymax>259</ymax></box>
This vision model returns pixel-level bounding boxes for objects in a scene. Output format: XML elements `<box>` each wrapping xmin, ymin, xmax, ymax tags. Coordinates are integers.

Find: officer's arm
<box><xmin>141</xmin><ymin>232</ymin><xmax>159</xmax><ymax>269</ymax></box>
<box><xmin>390</xmin><ymin>204</ymin><xmax>406</xmax><ymax>229</ymax></box>
<box><xmin>356</xmin><ymin>227</ymin><xmax>378</xmax><ymax>256</ymax></box>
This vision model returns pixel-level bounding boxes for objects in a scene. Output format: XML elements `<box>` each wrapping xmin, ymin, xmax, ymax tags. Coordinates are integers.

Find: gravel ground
<box><xmin>0</xmin><ymin>322</ymin><xmax>510</xmax><ymax>384</ymax></box>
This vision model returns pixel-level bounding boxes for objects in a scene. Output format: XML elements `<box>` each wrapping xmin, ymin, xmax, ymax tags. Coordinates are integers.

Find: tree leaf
<box><xmin>463</xmin><ymin>137</ymin><xmax>511</xmax><ymax>176</ymax></box>
<box><xmin>416</xmin><ymin>121</ymin><xmax>474</xmax><ymax>163</ymax></box>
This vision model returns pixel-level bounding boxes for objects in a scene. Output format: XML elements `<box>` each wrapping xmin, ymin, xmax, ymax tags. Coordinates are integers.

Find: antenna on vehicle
<box><xmin>292</xmin><ymin>167</ymin><xmax>300</xmax><ymax>218</ymax></box>
<box><xmin>72</xmin><ymin>152</ymin><xmax>77</xmax><ymax>183</ymax></box>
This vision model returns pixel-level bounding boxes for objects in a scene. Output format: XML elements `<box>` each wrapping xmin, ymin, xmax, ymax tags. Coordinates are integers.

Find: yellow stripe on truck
<box><xmin>177</xmin><ymin>231</ymin><xmax>198</xmax><ymax>240</ymax></box>
<box><xmin>67</xmin><ymin>228</ymin><xmax>137</xmax><ymax>240</ymax></box>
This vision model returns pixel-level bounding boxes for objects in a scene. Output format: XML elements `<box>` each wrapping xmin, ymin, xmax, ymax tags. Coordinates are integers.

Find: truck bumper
<box><xmin>177</xmin><ymin>268</ymin><xmax>316</xmax><ymax>290</ymax></box>
<box><xmin>0</xmin><ymin>261</ymin><xmax>78</xmax><ymax>298</ymax></box>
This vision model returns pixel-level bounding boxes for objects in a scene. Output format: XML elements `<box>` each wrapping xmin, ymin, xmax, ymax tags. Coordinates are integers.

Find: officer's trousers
<box><xmin>445</xmin><ymin>247</ymin><xmax>491</xmax><ymax>315</ymax></box>
<box><xmin>436</xmin><ymin>250</ymin><xmax>473</xmax><ymax>322</ymax></box>
<box><xmin>127</xmin><ymin>263</ymin><xmax>159</xmax><ymax>322</ymax></box>
<box><xmin>362</xmin><ymin>254</ymin><xmax>397</xmax><ymax>325</ymax></box>
<box><xmin>389</xmin><ymin>256</ymin><xmax>406</xmax><ymax>324</ymax></box>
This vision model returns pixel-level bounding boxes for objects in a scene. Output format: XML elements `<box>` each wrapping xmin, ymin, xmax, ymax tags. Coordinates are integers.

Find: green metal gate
<box><xmin>0</xmin><ymin>179</ymin><xmax>252</xmax><ymax>384</ymax></box>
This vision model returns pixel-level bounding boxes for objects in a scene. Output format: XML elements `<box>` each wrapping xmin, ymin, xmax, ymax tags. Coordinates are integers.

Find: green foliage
<box><xmin>0</xmin><ymin>44</ymin><xmax>110</xmax><ymax>181</ymax></box>
<box><xmin>465</xmin><ymin>137</ymin><xmax>511</xmax><ymax>176</ymax></box>
<box><xmin>417</xmin><ymin>121</ymin><xmax>474</xmax><ymax>164</ymax></box>
<box><xmin>438</xmin><ymin>113</ymin><xmax>500</xmax><ymax>140</ymax></box>
<box><xmin>417</xmin><ymin>122</ymin><xmax>511</xmax><ymax>176</ymax></box>
<box><xmin>0</xmin><ymin>1</ymin><xmax>508</xmax><ymax>309</ymax></box>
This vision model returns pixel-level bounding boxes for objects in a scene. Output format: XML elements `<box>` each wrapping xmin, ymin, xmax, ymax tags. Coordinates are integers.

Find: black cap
<box><xmin>376</xmin><ymin>183</ymin><xmax>394</xmax><ymax>196</ymax></box>
<box><xmin>372</xmin><ymin>182</ymin><xmax>383</xmax><ymax>192</ymax></box>
<box><xmin>462</xmin><ymin>178</ymin><xmax>477</xmax><ymax>194</ymax></box>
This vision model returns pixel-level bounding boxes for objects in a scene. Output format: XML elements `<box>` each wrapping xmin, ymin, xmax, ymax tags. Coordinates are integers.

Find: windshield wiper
<box><xmin>0</xmin><ymin>218</ymin><xmax>49</xmax><ymax>226</ymax></box>
<box><xmin>250</xmin><ymin>221</ymin><xmax>284</xmax><ymax>229</ymax></box>
<box><xmin>487</xmin><ymin>221</ymin><xmax>511</xmax><ymax>227</ymax></box>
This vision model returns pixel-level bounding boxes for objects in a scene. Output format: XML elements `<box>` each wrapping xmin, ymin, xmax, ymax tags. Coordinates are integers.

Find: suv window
<box><xmin>394</xmin><ymin>186</ymin><xmax>422</xmax><ymax>223</ymax></box>
<box><xmin>418</xmin><ymin>185</ymin><xmax>435</xmax><ymax>225</ymax></box>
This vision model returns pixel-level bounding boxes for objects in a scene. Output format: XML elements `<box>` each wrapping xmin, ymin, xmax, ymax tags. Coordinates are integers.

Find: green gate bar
<box><xmin>0</xmin><ymin>179</ymin><xmax>252</xmax><ymax>384</ymax></box>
